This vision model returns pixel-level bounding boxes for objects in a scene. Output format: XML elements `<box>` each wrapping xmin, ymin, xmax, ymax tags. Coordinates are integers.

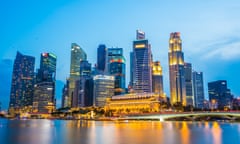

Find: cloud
<box><xmin>201</xmin><ymin>37</ymin><xmax>240</xmax><ymax>60</ymax></box>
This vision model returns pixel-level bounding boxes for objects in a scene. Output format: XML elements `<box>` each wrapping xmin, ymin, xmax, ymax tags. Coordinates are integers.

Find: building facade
<box><xmin>132</xmin><ymin>30</ymin><xmax>152</xmax><ymax>93</ymax></box>
<box><xmin>64</xmin><ymin>43</ymin><xmax>87</xmax><ymax>108</ymax></box>
<box><xmin>72</xmin><ymin>60</ymin><xmax>93</xmax><ymax>107</ymax></box>
<box><xmin>184</xmin><ymin>63</ymin><xmax>193</xmax><ymax>106</ymax></box>
<box><xmin>168</xmin><ymin>32</ymin><xmax>186</xmax><ymax>106</ymax></box>
<box><xmin>192</xmin><ymin>71</ymin><xmax>205</xmax><ymax>108</ymax></box>
<box><xmin>9</xmin><ymin>52</ymin><xmax>35</xmax><ymax>111</ymax></box>
<box><xmin>107</xmin><ymin>48</ymin><xmax>126</xmax><ymax>95</ymax></box>
<box><xmin>152</xmin><ymin>61</ymin><xmax>164</xmax><ymax>97</ymax></box>
<box><xmin>33</xmin><ymin>53</ymin><xmax>57</xmax><ymax>113</ymax></box>
<box><xmin>105</xmin><ymin>93</ymin><xmax>160</xmax><ymax>116</ymax></box>
<box><xmin>97</xmin><ymin>44</ymin><xmax>107</xmax><ymax>73</ymax></box>
<box><xmin>208</xmin><ymin>80</ymin><xmax>233</xmax><ymax>109</ymax></box>
<box><xmin>93</xmin><ymin>75</ymin><xmax>114</xmax><ymax>107</ymax></box>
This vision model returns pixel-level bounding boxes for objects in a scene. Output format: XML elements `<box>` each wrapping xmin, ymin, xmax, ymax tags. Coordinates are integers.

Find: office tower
<box><xmin>208</xmin><ymin>80</ymin><xmax>233</xmax><ymax>109</ymax></box>
<box><xmin>192</xmin><ymin>71</ymin><xmax>205</xmax><ymax>108</ymax></box>
<box><xmin>184</xmin><ymin>63</ymin><xmax>193</xmax><ymax>106</ymax></box>
<box><xmin>65</xmin><ymin>43</ymin><xmax>87</xmax><ymax>108</ymax></box>
<box><xmin>61</xmin><ymin>82</ymin><xmax>69</xmax><ymax>108</ymax></box>
<box><xmin>93</xmin><ymin>75</ymin><xmax>114</xmax><ymax>107</ymax></box>
<box><xmin>83</xmin><ymin>78</ymin><xmax>94</xmax><ymax>106</ymax></box>
<box><xmin>97</xmin><ymin>44</ymin><xmax>107</xmax><ymax>73</ymax></box>
<box><xmin>72</xmin><ymin>60</ymin><xmax>93</xmax><ymax>107</ymax></box>
<box><xmin>107</xmin><ymin>48</ymin><xmax>126</xmax><ymax>95</ymax></box>
<box><xmin>132</xmin><ymin>30</ymin><xmax>152</xmax><ymax>93</ymax></box>
<box><xmin>33</xmin><ymin>53</ymin><xmax>57</xmax><ymax>113</ymax></box>
<box><xmin>9</xmin><ymin>52</ymin><xmax>35</xmax><ymax>110</ymax></box>
<box><xmin>152</xmin><ymin>61</ymin><xmax>164</xmax><ymax>96</ymax></box>
<box><xmin>168</xmin><ymin>32</ymin><xmax>186</xmax><ymax>106</ymax></box>
<box><xmin>129</xmin><ymin>52</ymin><xmax>134</xmax><ymax>88</ymax></box>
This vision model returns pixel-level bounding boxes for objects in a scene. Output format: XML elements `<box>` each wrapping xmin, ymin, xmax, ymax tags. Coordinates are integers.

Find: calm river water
<box><xmin>0</xmin><ymin>118</ymin><xmax>239</xmax><ymax>144</ymax></box>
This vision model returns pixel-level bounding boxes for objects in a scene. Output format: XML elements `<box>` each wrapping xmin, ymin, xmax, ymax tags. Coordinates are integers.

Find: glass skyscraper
<box><xmin>168</xmin><ymin>32</ymin><xmax>186</xmax><ymax>106</ymax></box>
<box><xmin>97</xmin><ymin>44</ymin><xmax>107</xmax><ymax>73</ymax></box>
<box><xmin>93</xmin><ymin>75</ymin><xmax>114</xmax><ymax>107</ymax></box>
<box><xmin>208</xmin><ymin>80</ymin><xmax>233</xmax><ymax>109</ymax></box>
<box><xmin>184</xmin><ymin>62</ymin><xmax>193</xmax><ymax>106</ymax></box>
<box><xmin>64</xmin><ymin>43</ymin><xmax>87</xmax><ymax>108</ymax></box>
<box><xmin>132</xmin><ymin>30</ymin><xmax>152</xmax><ymax>93</ymax></box>
<box><xmin>107</xmin><ymin>48</ymin><xmax>126</xmax><ymax>95</ymax></box>
<box><xmin>72</xmin><ymin>60</ymin><xmax>93</xmax><ymax>107</ymax></box>
<box><xmin>152</xmin><ymin>61</ymin><xmax>164</xmax><ymax>97</ymax></box>
<box><xmin>33</xmin><ymin>52</ymin><xmax>57</xmax><ymax>113</ymax></box>
<box><xmin>9</xmin><ymin>52</ymin><xmax>35</xmax><ymax>111</ymax></box>
<box><xmin>192</xmin><ymin>71</ymin><xmax>205</xmax><ymax>108</ymax></box>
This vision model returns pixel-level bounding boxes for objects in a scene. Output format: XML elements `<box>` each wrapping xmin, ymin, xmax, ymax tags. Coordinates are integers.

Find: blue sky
<box><xmin>1</xmin><ymin>0</ymin><xmax>240</xmax><ymax>110</ymax></box>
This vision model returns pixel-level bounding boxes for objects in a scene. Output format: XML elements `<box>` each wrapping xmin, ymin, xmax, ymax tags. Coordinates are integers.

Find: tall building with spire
<box><xmin>63</xmin><ymin>43</ymin><xmax>87</xmax><ymax>108</ymax></box>
<box><xmin>168</xmin><ymin>32</ymin><xmax>186</xmax><ymax>106</ymax></box>
<box><xmin>9</xmin><ymin>52</ymin><xmax>35</xmax><ymax>111</ymax></box>
<box><xmin>132</xmin><ymin>30</ymin><xmax>152</xmax><ymax>93</ymax></box>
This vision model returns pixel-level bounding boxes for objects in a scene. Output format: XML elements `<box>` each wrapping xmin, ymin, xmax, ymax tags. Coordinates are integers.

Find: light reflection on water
<box><xmin>0</xmin><ymin>118</ymin><xmax>240</xmax><ymax>144</ymax></box>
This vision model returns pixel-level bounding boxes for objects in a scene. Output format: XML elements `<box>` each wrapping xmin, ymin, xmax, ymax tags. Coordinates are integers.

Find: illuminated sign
<box><xmin>42</xmin><ymin>53</ymin><xmax>49</xmax><ymax>57</ymax></box>
<box><xmin>49</xmin><ymin>53</ymin><xmax>57</xmax><ymax>59</ymax></box>
<box><xmin>135</xmin><ymin>44</ymin><xmax>146</xmax><ymax>48</ymax></box>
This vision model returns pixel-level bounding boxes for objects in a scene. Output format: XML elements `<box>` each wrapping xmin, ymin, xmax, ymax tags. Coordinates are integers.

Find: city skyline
<box><xmin>1</xmin><ymin>0</ymin><xmax>240</xmax><ymax>110</ymax></box>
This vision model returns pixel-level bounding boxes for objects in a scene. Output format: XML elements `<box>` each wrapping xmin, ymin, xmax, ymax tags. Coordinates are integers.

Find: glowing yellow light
<box><xmin>135</xmin><ymin>44</ymin><xmax>145</xmax><ymax>48</ymax></box>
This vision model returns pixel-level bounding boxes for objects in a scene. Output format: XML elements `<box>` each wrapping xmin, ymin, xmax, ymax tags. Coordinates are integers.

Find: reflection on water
<box><xmin>181</xmin><ymin>122</ymin><xmax>190</xmax><ymax>144</ymax></box>
<box><xmin>0</xmin><ymin>118</ymin><xmax>240</xmax><ymax>144</ymax></box>
<box><xmin>212</xmin><ymin>122</ymin><xmax>222</xmax><ymax>144</ymax></box>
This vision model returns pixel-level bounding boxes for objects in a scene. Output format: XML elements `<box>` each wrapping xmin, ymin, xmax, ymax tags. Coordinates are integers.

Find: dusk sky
<box><xmin>1</xmin><ymin>0</ymin><xmax>240</xmax><ymax>110</ymax></box>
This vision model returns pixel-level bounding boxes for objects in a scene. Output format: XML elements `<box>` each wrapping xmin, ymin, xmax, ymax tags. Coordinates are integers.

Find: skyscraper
<box><xmin>97</xmin><ymin>44</ymin><xmax>107</xmax><ymax>73</ymax></box>
<box><xmin>129</xmin><ymin>52</ymin><xmax>134</xmax><ymax>88</ymax></box>
<box><xmin>9</xmin><ymin>52</ymin><xmax>35</xmax><ymax>111</ymax></box>
<box><xmin>208</xmin><ymin>80</ymin><xmax>233</xmax><ymax>109</ymax></box>
<box><xmin>184</xmin><ymin>62</ymin><xmax>193</xmax><ymax>106</ymax></box>
<box><xmin>107</xmin><ymin>48</ymin><xmax>126</xmax><ymax>95</ymax></box>
<box><xmin>72</xmin><ymin>60</ymin><xmax>93</xmax><ymax>107</ymax></box>
<box><xmin>168</xmin><ymin>32</ymin><xmax>186</xmax><ymax>106</ymax></box>
<box><xmin>93</xmin><ymin>75</ymin><xmax>114</xmax><ymax>107</ymax></box>
<box><xmin>152</xmin><ymin>61</ymin><xmax>164</xmax><ymax>96</ymax></box>
<box><xmin>65</xmin><ymin>43</ymin><xmax>87</xmax><ymax>108</ymax></box>
<box><xmin>192</xmin><ymin>71</ymin><xmax>205</xmax><ymax>108</ymax></box>
<box><xmin>33</xmin><ymin>53</ymin><xmax>57</xmax><ymax>113</ymax></box>
<box><xmin>132</xmin><ymin>30</ymin><xmax>152</xmax><ymax>93</ymax></box>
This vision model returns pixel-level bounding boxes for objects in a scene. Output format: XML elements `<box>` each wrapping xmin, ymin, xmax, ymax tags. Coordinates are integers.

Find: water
<box><xmin>0</xmin><ymin>118</ymin><xmax>240</xmax><ymax>144</ymax></box>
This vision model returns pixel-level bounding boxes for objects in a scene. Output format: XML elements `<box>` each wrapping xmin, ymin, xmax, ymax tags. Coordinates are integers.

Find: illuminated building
<box><xmin>93</xmin><ymin>75</ymin><xmax>114</xmax><ymax>107</ymax></box>
<box><xmin>184</xmin><ymin>63</ymin><xmax>193</xmax><ymax>106</ymax></box>
<box><xmin>208</xmin><ymin>80</ymin><xmax>233</xmax><ymax>109</ymax></box>
<box><xmin>132</xmin><ymin>30</ymin><xmax>152</xmax><ymax>93</ymax></box>
<box><xmin>63</xmin><ymin>43</ymin><xmax>87</xmax><ymax>108</ymax></box>
<box><xmin>152</xmin><ymin>61</ymin><xmax>164</xmax><ymax>97</ymax></box>
<box><xmin>33</xmin><ymin>52</ymin><xmax>57</xmax><ymax>113</ymax></box>
<box><xmin>97</xmin><ymin>44</ymin><xmax>107</xmax><ymax>73</ymax></box>
<box><xmin>168</xmin><ymin>32</ymin><xmax>186</xmax><ymax>106</ymax></box>
<box><xmin>105</xmin><ymin>93</ymin><xmax>160</xmax><ymax>115</ymax></box>
<box><xmin>9</xmin><ymin>52</ymin><xmax>35</xmax><ymax>110</ymax></box>
<box><xmin>107</xmin><ymin>48</ymin><xmax>126</xmax><ymax>95</ymax></box>
<box><xmin>192</xmin><ymin>71</ymin><xmax>205</xmax><ymax>108</ymax></box>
